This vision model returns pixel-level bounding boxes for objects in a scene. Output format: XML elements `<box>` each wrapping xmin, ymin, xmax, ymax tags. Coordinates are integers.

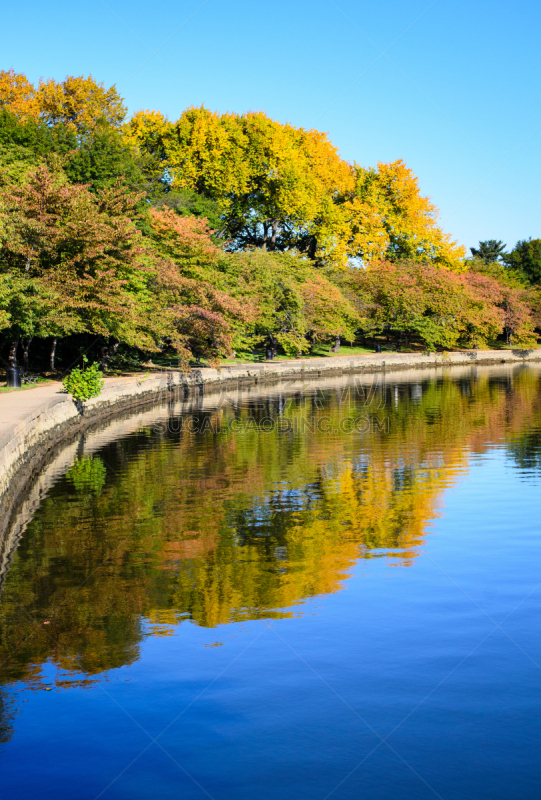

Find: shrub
<box><xmin>62</xmin><ymin>357</ymin><xmax>104</xmax><ymax>402</ymax></box>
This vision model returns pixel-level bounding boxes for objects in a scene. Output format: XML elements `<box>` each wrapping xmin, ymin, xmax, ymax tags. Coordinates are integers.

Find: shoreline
<box><xmin>1</xmin><ymin>348</ymin><xmax>540</xmax><ymax>536</ymax></box>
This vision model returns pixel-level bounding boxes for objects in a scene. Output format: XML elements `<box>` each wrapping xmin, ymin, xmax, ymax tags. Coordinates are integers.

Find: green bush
<box><xmin>62</xmin><ymin>357</ymin><xmax>104</xmax><ymax>402</ymax></box>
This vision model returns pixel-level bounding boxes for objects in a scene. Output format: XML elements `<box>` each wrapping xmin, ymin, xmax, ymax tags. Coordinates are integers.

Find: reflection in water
<box><xmin>0</xmin><ymin>366</ymin><xmax>541</xmax><ymax>705</ymax></box>
<box><xmin>0</xmin><ymin>687</ymin><xmax>17</xmax><ymax>748</ymax></box>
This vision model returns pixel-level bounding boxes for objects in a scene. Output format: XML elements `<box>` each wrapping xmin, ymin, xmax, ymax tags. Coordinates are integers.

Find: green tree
<box><xmin>504</xmin><ymin>238</ymin><xmax>541</xmax><ymax>285</ymax></box>
<box><xmin>470</xmin><ymin>240</ymin><xmax>507</xmax><ymax>264</ymax></box>
<box><xmin>152</xmin><ymin>189</ymin><xmax>223</xmax><ymax>232</ymax></box>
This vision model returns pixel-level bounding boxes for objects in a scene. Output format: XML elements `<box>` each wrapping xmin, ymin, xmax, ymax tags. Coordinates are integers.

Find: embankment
<box><xmin>1</xmin><ymin>348</ymin><xmax>539</xmax><ymax>531</ymax></box>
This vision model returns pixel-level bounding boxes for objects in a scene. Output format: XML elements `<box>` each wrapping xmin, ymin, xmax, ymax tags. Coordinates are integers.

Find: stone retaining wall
<box><xmin>1</xmin><ymin>348</ymin><xmax>540</xmax><ymax>527</ymax></box>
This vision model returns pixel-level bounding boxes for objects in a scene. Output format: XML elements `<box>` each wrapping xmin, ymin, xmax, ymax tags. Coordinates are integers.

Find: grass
<box><xmin>0</xmin><ymin>377</ymin><xmax>53</xmax><ymax>393</ymax></box>
<box><xmin>221</xmin><ymin>343</ymin><xmax>375</xmax><ymax>365</ymax></box>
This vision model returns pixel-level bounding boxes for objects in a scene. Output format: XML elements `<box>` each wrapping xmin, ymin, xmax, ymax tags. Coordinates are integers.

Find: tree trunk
<box><xmin>330</xmin><ymin>335</ymin><xmax>341</xmax><ymax>353</ymax></box>
<box><xmin>49</xmin><ymin>337</ymin><xmax>58</xmax><ymax>371</ymax></box>
<box><xmin>269</xmin><ymin>221</ymin><xmax>278</xmax><ymax>252</ymax></box>
<box><xmin>9</xmin><ymin>339</ymin><xmax>19</xmax><ymax>368</ymax></box>
<box><xmin>99</xmin><ymin>338</ymin><xmax>119</xmax><ymax>371</ymax></box>
<box><xmin>22</xmin><ymin>337</ymin><xmax>33</xmax><ymax>370</ymax></box>
<box><xmin>266</xmin><ymin>333</ymin><xmax>278</xmax><ymax>360</ymax></box>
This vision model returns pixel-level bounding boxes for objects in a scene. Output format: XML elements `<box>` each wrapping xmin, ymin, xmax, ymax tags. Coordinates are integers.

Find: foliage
<box><xmin>0</xmin><ymin>166</ymin><xmax>159</xmax><ymax>348</ymax></box>
<box><xmin>351</xmin><ymin>259</ymin><xmax>505</xmax><ymax>349</ymax></box>
<box><xmin>126</xmin><ymin>109</ymin><xmax>465</xmax><ymax>271</ymax></box>
<box><xmin>466</xmin><ymin>257</ymin><xmax>526</xmax><ymax>289</ymax></box>
<box><xmin>165</xmin><ymin>107</ymin><xmax>353</xmax><ymax>264</ymax></box>
<box><xmin>504</xmin><ymin>238</ymin><xmax>541</xmax><ymax>285</ymax></box>
<box><xmin>346</xmin><ymin>161</ymin><xmax>466</xmax><ymax>270</ymax></box>
<box><xmin>463</xmin><ymin>271</ymin><xmax>536</xmax><ymax>346</ymax></box>
<box><xmin>0</xmin><ymin>70</ymin><xmax>126</xmax><ymax>131</ymax></box>
<box><xmin>149</xmin><ymin>208</ymin><xmax>254</xmax><ymax>363</ymax></box>
<box><xmin>152</xmin><ymin>189</ymin><xmax>223</xmax><ymax>231</ymax></box>
<box><xmin>470</xmin><ymin>240</ymin><xmax>507</xmax><ymax>263</ymax></box>
<box><xmin>0</xmin><ymin>69</ymin><xmax>39</xmax><ymax>119</ymax></box>
<box><xmin>525</xmin><ymin>286</ymin><xmax>541</xmax><ymax>332</ymax></box>
<box><xmin>228</xmin><ymin>249</ymin><xmax>359</xmax><ymax>355</ymax></box>
<box><xmin>0</xmin><ymin>69</ymin><xmax>539</xmax><ymax>369</ymax></box>
<box><xmin>62</xmin><ymin>357</ymin><xmax>104</xmax><ymax>401</ymax></box>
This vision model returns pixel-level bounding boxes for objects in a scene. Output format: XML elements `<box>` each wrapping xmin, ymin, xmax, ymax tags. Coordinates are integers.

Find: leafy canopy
<box><xmin>0</xmin><ymin>70</ymin><xmax>126</xmax><ymax>131</ymax></box>
<box><xmin>505</xmin><ymin>238</ymin><xmax>541</xmax><ymax>285</ymax></box>
<box><xmin>126</xmin><ymin>108</ymin><xmax>466</xmax><ymax>271</ymax></box>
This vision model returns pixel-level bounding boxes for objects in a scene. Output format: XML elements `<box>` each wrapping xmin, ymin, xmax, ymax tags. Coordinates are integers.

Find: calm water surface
<box><xmin>1</xmin><ymin>365</ymin><xmax>541</xmax><ymax>799</ymax></box>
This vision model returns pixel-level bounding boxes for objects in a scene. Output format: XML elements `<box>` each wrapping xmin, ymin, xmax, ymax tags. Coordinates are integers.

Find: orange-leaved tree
<box><xmin>350</xmin><ymin>259</ymin><xmax>503</xmax><ymax>350</ymax></box>
<box><xmin>463</xmin><ymin>272</ymin><xmax>536</xmax><ymax>346</ymax></box>
<box><xmin>148</xmin><ymin>207</ymin><xmax>255</xmax><ymax>364</ymax></box>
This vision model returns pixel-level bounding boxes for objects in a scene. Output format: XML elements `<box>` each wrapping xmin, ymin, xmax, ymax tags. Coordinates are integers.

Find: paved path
<box><xmin>0</xmin><ymin>375</ymin><xmax>138</xmax><ymax>450</ymax></box>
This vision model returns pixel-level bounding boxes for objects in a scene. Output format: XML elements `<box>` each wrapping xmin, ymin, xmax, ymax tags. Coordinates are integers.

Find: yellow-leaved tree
<box><xmin>0</xmin><ymin>69</ymin><xmax>40</xmax><ymax>119</ymax></box>
<box><xmin>126</xmin><ymin>106</ymin><xmax>355</xmax><ymax>267</ymax></box>
<box><xmin>126</xmin><ymin>109</ymin><xmax>465</xmax><ymax>271</ymax></box>
<box><xmin>0</xmin><ymin>70</ymin><xmax>126</xmax><ymax>131</ymax></box>
<box><xmin>344</xmin><ymin>160</ymin><xmax>466</xmax><ymax>270</ymax></box>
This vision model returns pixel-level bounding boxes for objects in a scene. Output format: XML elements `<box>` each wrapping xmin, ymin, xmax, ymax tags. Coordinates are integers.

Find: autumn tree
<box><xmin>228</xmin><ymin>250</ymin><xmax>359</xmax><ymax>355</ymax></box>
<box><xmin>126</xmin><ymin>107</ymin><xmax>357</xmax><ymax>267</ymax></box>
<box><xmin>0</xmin><ymin>69</ymin><xmax>39</xmax><ymax>119</ymax></box>
<box><xmin>463</xmin><ymin>270</ymin><xmax>536</xmax><ymax>346</ymax></box>
<box><xmin>127</xmin><ymin>109</ymin><xmax>466</xmax><ymax>272</ymax></box>
<box><xmin>37</xmin><ymin>75</ymin><xmax>126</xmax><ymax>131</ymax></box>
<box><xmin>149</xmin><ymin>207</ymin><xmax>254</xmax><ymax>363</ymax></box>
<box><xmin>345</xmin><ymin>161</ymin><xmax>466</xmax><ymax>270</ymax></box>
<box><xmin>0</xmin><ymin>70</ymin><xmax>126</xmax><ymax>132</ymax></box>
<box><xmin>0</xmin><ymin>166</ymin><xmax>158</xmax><ymax>367</ymax></box>
<box><xmin>350</xmin><ymin>260</ymin><xmax>504</xmax><ymax>350</ymax></box>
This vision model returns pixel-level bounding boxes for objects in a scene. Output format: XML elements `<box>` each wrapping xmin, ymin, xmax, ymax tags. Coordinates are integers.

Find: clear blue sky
<box><xmin>5</xmin><ymin>0</ymin><xmax>540</xmax><ymax>252</ymax></box>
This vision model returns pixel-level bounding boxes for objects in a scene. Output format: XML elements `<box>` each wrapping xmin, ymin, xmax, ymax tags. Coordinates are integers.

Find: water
<box><xmin>1</xmin><ymin>365</ymin><xmax>540</xmax><ymax>799</ymax></box>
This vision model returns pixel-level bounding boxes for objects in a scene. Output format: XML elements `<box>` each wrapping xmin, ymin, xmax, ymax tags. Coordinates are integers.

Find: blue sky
<box><xmin>4</xmin><ymin>0</ymin><xmax>540</xmax><ymax>251</ymax></box>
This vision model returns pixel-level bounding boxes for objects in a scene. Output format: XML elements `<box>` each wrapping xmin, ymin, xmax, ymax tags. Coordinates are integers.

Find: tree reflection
<box><xmin>0</xmin><ymin>368</ymin><xmax>540</xmax><ymax>703</ymax></box>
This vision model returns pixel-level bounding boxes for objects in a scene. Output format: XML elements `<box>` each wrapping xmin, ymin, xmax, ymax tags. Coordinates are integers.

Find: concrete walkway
<box><xmin>0</xmin><ymin>375</ymin><xmax>138</xmax><ymax>451</ymax></box>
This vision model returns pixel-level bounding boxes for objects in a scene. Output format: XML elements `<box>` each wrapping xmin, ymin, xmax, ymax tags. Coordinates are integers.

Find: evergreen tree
<box><xmin>470</xmin><ymin>240</ymin><xmax>507</xmax><ymax>264</ymax></box>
